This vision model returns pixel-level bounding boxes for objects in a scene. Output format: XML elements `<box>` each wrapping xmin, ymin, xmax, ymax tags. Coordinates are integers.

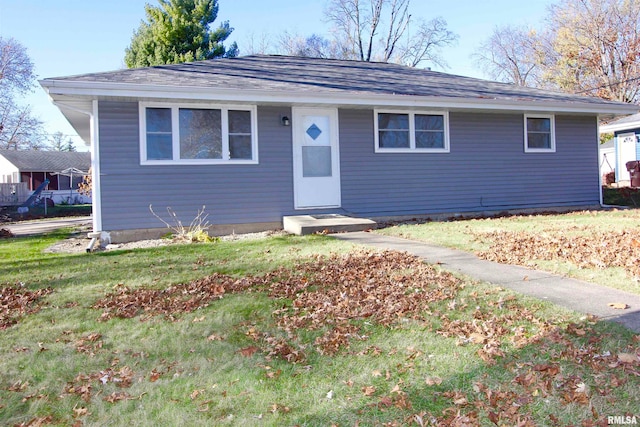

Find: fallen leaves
<box><xmin>608</xmin><ymin>302</ymin><xmax>630</xmax><ymax>310</ymax></box>
<box><xmin>268</xmin><ymin>250</ymin><xmax>463</xmax><ymax>355</ymax></box>
<box><xmin>0</xmin><ymin>228</ymin><xmax>14</xmax><ymax>238</ymax></box>
<box><xmin>8</xmin><ymin>380</ymin><xmax>29</xmax><ymax>392</ymax></box>
<box><xmin>206</xmin><ymin>333</ymin><xmax>224</xmax><ymax>341</ymax></box>
<box><xmin>64</xmin><ymin>365</ymin><xmax>135</xmax><ymax>402</ymax></box>
<box><xmin>92</xmin><ymin>273</ymin><xmax>257</xmax><ymax>321</ymax></box>
<box><xmin>103</xmin><ymin>391</ymin><xmax>132</xmax><ymax>404</ymax></box>
<box><xmin>362</xmin><ymin>385</ymin><xmax>376</xmax><ymax>396</ymax></box>
<box><xmin>12</xmin><ymin>416</ymin><xmax>55</xmax><ymax>426</ymax></box>
<box><xmin>425</xmin><ymin>376</ymin><xmax>443</xmax><ymax>386</ymax></box>
<box><xmin>237</xmin><ymin>346</ymin><xmax>259</xmax><ymax>357</ymax></box>
<box><xmin>618</xmin><ymin>352</ymin><xmax>639</xmax><ymax>364</ymax></box>
<box><xmin>91</xmin><ymin>250</ymin><xmax>464</xmax><ymax>359</ymax></box>
<box><xmin>269</xmin><ymin>403</ymin><xmax>291</xmax><ymax>414</ymax></box>
<box><xmin>0</xmin><ymin>284</ymin><xmax>53</xmax><ymax>329</ymax></box>
<box><xmin>72</xmin><ymin>406</ymin><xmax>89</xmax><ymax>418</ymax></box>
<box><xmin>475</xmin><ymin>228</ymin><xmax>640</xmax><ymax>279</ymax></box>
<box><xmin>74</xmin><ymin>333</ymin><xmax>103</xmax><ymax>356</ymax></box>
<box><xmin>560</xmin><ymin>377</ymin><xmax>590</xmax><ymax>405</ymax></box>
<box><xmin>430</xmin><ymin>323</ymin><xmax>640</xmax><ymax>426</ymax></box>
<box><xmin>13</xmin><ymin>247</ymin><xmax>634</xmax><ymax>425</ymax></box>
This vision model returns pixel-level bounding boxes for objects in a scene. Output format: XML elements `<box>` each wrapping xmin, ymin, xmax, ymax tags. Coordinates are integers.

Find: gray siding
<box><xmin>98</xmin><ymin>101</ymin><xmax>294</xmax><ymax>230</ymax></box>
<box><xmin>339</xmin><ymin>110</ymin><xmax>599</xmax><ymax>216</ymax></box>
<box><xmin>97</xmin><ymin>101</ymin><xmax>600</xmax><ymax>232</ymax></box>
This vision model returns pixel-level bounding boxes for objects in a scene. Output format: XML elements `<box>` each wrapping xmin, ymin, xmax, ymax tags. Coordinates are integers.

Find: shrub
<box><xmin>149</xmin><ymin>205</ymin><xmax>217</xmax><ymax>242</ymax></box>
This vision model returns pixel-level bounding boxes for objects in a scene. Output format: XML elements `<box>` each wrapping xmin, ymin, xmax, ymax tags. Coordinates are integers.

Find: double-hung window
<box><xmin>375</xmin><ymin>110</ymin><xmax>449</xmax><ymax>153</ymax></box>
<box><xmin>524</xmin><ymin>114</ymin><xmax>555</xmax><ymax>153</ymax></box>
<box><xmin>140</xmin><ymin>103</ymin><xmax>258</xmax><ymax>164</ymax></box>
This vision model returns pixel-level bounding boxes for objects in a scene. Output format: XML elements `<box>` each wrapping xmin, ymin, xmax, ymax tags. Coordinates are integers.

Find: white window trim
<box><xmin>374</xmin><ymin>109</ymin><xmax>450</xmax><ymax>153</ymax></box>
<box><xmin>524</xmin><ymin>114</ymin><xmax>556</xmax><ymax>153</ymax></box>
<box><xmin>139</xmin><ymin>102</ymin><xmax>259</xmax><ymax>165</ymax></box>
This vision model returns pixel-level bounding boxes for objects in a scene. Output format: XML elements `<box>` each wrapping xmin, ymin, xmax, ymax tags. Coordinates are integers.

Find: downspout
<box><xmin>598</xmin><ymin>118</ymin><xmax>604</xmax><ymax>207</ymax></box>
<box><xmin>52</xmin><ymin>100</ymin><xmax>106</xmax><ymax>251</ymax></box>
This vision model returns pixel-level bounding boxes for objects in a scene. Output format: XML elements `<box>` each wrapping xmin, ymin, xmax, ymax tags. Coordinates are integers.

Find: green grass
<box><xmin>0</xmin><ymin>229</ymin><xmax>638</xmax><ymax>426</ymax></box>
<box><xmin>377</xmin><ymin>209</ymin><xmax>640</xmax><ymax>295</ymax></box>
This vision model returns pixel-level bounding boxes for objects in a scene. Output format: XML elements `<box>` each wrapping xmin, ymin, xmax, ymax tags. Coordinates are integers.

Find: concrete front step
<box><xmin>283</xmin><ymin>214</ymin><xmax>376</xmax><ymax>236</ymax></box>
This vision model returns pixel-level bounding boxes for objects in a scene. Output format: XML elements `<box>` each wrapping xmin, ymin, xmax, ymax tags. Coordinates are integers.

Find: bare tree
<box><xmin>541</xmin><ymin>0</ymin><xmax>640</xmax><ymax>102</ymax></box>
<box><xmin>473</xmin><ymin>25</ymin><xmax>542</xmax><ymax>86</ymax></box>
<box><xmin>0</xmin><ymin>37</ymin><xmax>44</xmax><ymax>149</ymax></box>
<box><xmin>240</xmin><ymin>31</ymin><xmax>275</xmax><ymax>55</ymax></box>
<box><xmin>47</xmin><ymin>131</ymin><xmax>76</xmax><ymax>152</ymax></box>
<box><xmin>0</xmin><ymin>37</ymin><xmax>36</xmax><ymax>95</ymax></box>
<box><xmin>324</xmin><ymin>0</ymin><xmax>455</xmax><ymax>67</ymax></box>
<box><xmin>276</xmin><ymin>31</ymin><xmax>352</xmax><ymax>59</ymax></box>
<box><xmin>472</xmin><ymin>0</ymin><xmax>640</xmax><ymax>102</ymax></box>
<box><xmin>0</xmin><ymin>98</ymin><xmax>44</xmax><ymax>150</ymax></box>
<box><xmin>397</xmin><ymin>17</ymin><xmax>458</xmax><ymax>68</ymax></box>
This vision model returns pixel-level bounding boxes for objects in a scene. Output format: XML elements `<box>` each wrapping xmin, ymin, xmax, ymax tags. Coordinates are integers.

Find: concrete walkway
<box><xmin>332</xmin><ymin>231</ymin><xmax>640</xmax><ymax>333</ymax></box>
<box><xmin>3</xmin><ymin>216</ymin><xmax>92</xmax><ymax>237</ymax></box>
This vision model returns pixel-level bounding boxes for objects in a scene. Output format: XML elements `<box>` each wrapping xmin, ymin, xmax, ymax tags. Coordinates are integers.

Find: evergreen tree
<box><xmin>124</xmin><ymin>0</ymin><xmax>238</xmax><ymax>68</ymax></box>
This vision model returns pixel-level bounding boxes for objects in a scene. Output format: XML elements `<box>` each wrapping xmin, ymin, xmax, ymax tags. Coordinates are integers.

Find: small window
<box><xmin>228</xmin><ymin>110</ymin><xmax>253</xmax><ymax>160</ymax></box>
<box><xmin>140</xmin><ymin>103</ymin><xmax>258</xmax><ymax>165</ymax></box>
<box><xmin>415</xmin><ymin>114</ymin><xmax>445</xmax><ymax>149</ymax></box>
<box><xmin>375</xmin><ymin>110</ymin><xmax>449</xmax><ymax>153</ymax></box>
<box><xmin>146</xmin><ymin>108</ymin><xmax>173</xmax><ymax>160</ymax></box>
<box><xmin>378</xmin><ymin>113</ymin><xmax>410</xmax><ymax>148</ymax></box>
<box><xmin>524</xmin><ymin>114</ymin><xmax>555</xmax><ymax>152</ymax></box>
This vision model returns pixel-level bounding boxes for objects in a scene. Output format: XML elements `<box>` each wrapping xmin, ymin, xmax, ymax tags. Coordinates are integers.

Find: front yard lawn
<box><xmin>378</xmin><ymin>209</ymin><xmax>640</xmax><ymax>296</ymax></box>
<box><xmin>0</xmin><ymin>229</ymin><xmax>638</xmax><ymax>426</ymax></box>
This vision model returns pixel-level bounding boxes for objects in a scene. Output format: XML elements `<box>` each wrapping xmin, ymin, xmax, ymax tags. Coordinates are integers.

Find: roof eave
<box><xmin>41</xmin><ymin>79</ymin><xmax>639</xmax><ymax>116</ymax></box>
<box><xmin>600</xmin><ymin>120</ymin><xmax>640</xmax><ymax>133</ymax></box>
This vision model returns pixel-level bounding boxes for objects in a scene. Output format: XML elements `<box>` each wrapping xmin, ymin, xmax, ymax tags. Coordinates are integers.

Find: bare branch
<box><xmin>0</xmin><ymin>37</ymin><xmax>36</xmax><ymax>96</ymax></box>
<box><xmin>399</xmin><ymin>17</ymin><xmax>458</xmax><ymax>68</ymax></box>
<box><xmin>0</xmin><ymin>98</ymin><xmax>44</xmax><ymax>150</ymax></box>
<box><xmin>473</xmin><ymin>25</ymin><xmax>542</xmax><ymax>86</ymax></box>
<box><xmin>382</xmin><ymin>0</ymin><xmax>411</xmax><ymax>61</ymax></box>
<box><xmin>324</xmin><ymin>0</ymin><xmax>455</xmax><ymax>67</ymax></box>
<box><xmin>540</xmin><ymin>0</ymin><xmax>640</xmax><ymax>102</ymax></box>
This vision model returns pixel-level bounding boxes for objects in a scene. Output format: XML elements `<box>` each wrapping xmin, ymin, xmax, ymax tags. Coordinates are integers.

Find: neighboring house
<box><xmin>0</xmin><ymin>150</ymin><xmax>91</xmax><ymax>204</ymax></box>
<box><xmin>599</xmin><ymin>113</ymin><xmax>640</xmax><ymax>183</ymax></box>
<box><xmin>599</xmin><ymin>139</ymin><xmax>615</xmax><ymax>181</ymax></box>
<box><xmin>40</xmin><ymin>55</ymin><xmax>637</xmax><ymax>243</ymax></box>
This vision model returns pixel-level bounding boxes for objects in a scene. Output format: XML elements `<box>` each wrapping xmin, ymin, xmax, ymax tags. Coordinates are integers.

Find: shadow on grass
<box><xmin>0</xmin><ymin>233</ymin><xmax>347</xmax><ymax>291</ymax></box>
<box><xmin>2</xmin><ymin>232</ymin><xmax>639</xmax><ymax>425</ymax></box>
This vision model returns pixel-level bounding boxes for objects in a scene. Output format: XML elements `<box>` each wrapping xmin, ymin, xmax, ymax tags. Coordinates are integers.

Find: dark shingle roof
<box><xmin>0</xmin><ymin>150</ymin><xmax>90</xmax><ymax>172</ymax></box>
<box><xmin>44</xmin><ymin>55</ymin><xmax>627</xmax><ymax>107</ymax></box>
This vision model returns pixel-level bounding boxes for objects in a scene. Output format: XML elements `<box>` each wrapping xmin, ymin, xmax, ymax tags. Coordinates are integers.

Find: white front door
<box><xmin>292</xmin><ymin>107</ymin><xmax>341</xmax><ymax>209</ymax></box>
<box><xmin>617</xmin><ymin>133</ymin><xmax>636</xmax><ymax>181</ymax></box>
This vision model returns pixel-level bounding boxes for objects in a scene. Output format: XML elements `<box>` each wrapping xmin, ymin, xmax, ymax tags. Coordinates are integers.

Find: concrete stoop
<box><xmin>283</xmin><ymin>214</ymin><xmax>376</xmax><ymax>235</ymax></box>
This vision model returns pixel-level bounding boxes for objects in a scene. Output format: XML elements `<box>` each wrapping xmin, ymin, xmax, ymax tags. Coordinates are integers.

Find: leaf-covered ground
<box><xmin>475</xmin><ymin>228</ymin><xmax>640</xmax><ymax>279</ymax></box>
<box><xmin>0</xmin><ymin>285</ymin><xmax>53</xmax><ymax>329</ymax></box>
<box><xmin>4</xmin><ymin>247</ymin><xmax>638</xmax><ymax>426</ymax></box>
<box><xmin>377</xmin><ymin>209</ymin><xmax>640</xmax><ymax>294</ymax></box>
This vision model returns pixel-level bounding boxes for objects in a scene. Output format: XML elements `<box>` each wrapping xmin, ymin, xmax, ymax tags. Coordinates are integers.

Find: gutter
<box><xmin>600</xmin><ymin>120</ymin><xmax>640</xmax><ymax>133</ymax></box>
<box><xmin>41</xmin><ymin>79</ymin><xmax>639</xmax><ymax>117</ymax></box>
